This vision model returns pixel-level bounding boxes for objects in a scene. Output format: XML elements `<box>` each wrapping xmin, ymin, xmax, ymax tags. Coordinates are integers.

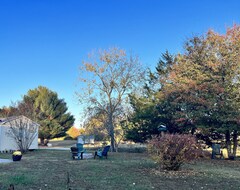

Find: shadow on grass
<box><xmin>1</xmin><ymin>149</ymin><xmax>240</xmax><ymax>189</ymax></box>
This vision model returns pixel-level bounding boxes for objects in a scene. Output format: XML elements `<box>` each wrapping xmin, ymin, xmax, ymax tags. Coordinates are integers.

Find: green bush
<box><xmin>148</xmin><ymin>134</ymin><xmax>203</xmax><ymax>171</ymax></box>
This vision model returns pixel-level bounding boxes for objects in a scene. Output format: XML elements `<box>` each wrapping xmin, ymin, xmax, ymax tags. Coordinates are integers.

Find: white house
<box><xmin>77</xmin><ymin>135</ymin><xmax>94</xmax><ymax>144</ymax></box>
<box><xmin>0</xmin><ymin>115</ymin><xmax>39</xmax><ymax>152</ymax></box>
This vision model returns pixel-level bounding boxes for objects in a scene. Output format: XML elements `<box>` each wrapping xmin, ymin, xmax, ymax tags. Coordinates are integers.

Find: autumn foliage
<box><xmin>148</xmin><ymin>134</ymin><xmax>203</xmax><ymax>171</ymax></box>
<box><xmin>127</xmin><ymin>25</ymin><xmax>240</xmax><ymax>160</ymax></box>
<box><xmin>67</xmin><ymin>127</ymin><xmax>85</xmax><ymax>139</ymax></box>
<box><xmin>78</xmin><ymin>47</ymin><xmax>144</xmax><ymax>151</ymax></box>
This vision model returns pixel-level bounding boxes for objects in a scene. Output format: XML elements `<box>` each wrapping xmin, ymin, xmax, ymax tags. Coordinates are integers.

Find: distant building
<box><xmin>77</xmin><ymin>135</ymin><xmax>94</xmax><ymax>144</ymax></box>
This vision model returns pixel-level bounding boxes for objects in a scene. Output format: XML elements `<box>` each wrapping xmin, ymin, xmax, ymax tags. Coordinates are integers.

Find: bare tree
<box><xmin>5</xmin><ymin>116</ymin><xmax>39</xmax><ymax>153</ymax></box>
<box><xmin>77</xmin><ymin>47</ymin><xmax>144</xmax><ymax>151</ymax></box>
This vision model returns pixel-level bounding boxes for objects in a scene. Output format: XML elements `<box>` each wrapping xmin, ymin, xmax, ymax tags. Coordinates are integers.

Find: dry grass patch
<box><xmin>0</xmin><ymin>150</ymin><xmax>240</xmax><ymax>189</ymax></box>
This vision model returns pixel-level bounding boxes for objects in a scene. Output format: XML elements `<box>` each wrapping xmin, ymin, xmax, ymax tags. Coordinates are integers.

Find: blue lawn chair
<box><xmin>94</xmin><ymin>145</ymin><xmax>110</xmax><ymax>159</ymax></box>
<box><xmin>70</xmin><ymin>143</ymin><xmax>85</xmax><ymax>160</ymax></box>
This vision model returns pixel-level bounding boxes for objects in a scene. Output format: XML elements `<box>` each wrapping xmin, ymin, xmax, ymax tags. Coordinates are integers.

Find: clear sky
<box><xmin>0</xmin><ymin>0</ymin><xmax>240</xmax><ymax>127</ymax></box>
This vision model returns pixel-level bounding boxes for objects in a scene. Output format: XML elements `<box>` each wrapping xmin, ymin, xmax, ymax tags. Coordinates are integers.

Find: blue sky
<box><xmin>0</xmin><ymin>0</ymin><xmax>240</xmax><ymax>127</ymax></box>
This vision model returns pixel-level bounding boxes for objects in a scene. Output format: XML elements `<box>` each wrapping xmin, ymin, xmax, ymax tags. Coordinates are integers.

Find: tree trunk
<box><xmin>40</xmin><ymin>138</ymin><xmax>45</xmax><ymax>146</ymax></box>
<box><xmin>44</xmin><ymin>139</ymin><xmax>49</xmax><ymax>146</ymax></box>
<box><xmin>233</xmin><ymin>130</ymin><xmax>238</xmax><ymax>158</ymax></box>
<box><xmin>225</xmin><ymin>130</ymin><xmax>231</xmax><ymax>158</ymax></box>
<box><xmin>115</xmin><ymin>142</ymin><xmax>118</xmax><ymax>152</ymax></box>
<box><xmin>109</xmin><ymin>123</ymin><xmax>115</xmax><ymax>152</ymax></box>
<box><xmin>190</xmin><ymin>127</ymin><xmax>195</xmax><ymax>135</ymax></box>
<box><xmin>108</xmin><ymin>113</ymin><xmax>115</xmax><ymax>152</ymax></box>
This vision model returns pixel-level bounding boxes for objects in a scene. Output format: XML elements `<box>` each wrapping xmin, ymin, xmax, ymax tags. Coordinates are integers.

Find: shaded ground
<box><xmin>1</xmin><ymin>149</ymin><xmax>240</xmax><ymax>189</ymax></box>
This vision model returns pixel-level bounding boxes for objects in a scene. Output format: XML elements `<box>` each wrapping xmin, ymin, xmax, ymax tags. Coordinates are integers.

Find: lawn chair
<box><xmin>70</xmin><ymin>143</ymin><xmax>85</xmax><ymax>160</ymax></box>
<box><xmin>94</xmin><ymin>145</ymin><xmax>110</xmax><ymax>159</ymax></box>
<box><xmin>211</xmin><ymin>143</ymin><xmax>223</xmax><ymax>159</ymax></box>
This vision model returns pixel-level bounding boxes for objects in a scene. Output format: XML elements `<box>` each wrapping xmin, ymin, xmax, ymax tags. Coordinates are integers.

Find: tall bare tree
<box><xmin>78</xmin><ymin>47</ymin><xmax>144</xmax><ymax>151</ymax></box>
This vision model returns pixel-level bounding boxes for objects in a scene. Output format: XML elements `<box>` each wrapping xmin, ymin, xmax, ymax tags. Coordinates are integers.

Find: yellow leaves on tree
<box><xmin>84</xmin><ymin>63</ymin><xmax>96</xmax><ymax>72</ymax></box>
<box><xmin>78</xmin><ymin>47</ymin><xmax>144</xmax><ymax>151</ymax></box>
<box><xmin>67</xmin><ymin>127</ymin><xmax>85</xmax><ymax>139</ymax></box>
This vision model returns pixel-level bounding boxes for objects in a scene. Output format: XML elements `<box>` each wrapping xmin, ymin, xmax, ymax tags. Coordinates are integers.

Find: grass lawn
<box><xmin>1</xmin><ymin>149</ymin><xmax>240</xmax><ymax>190</ymax></box>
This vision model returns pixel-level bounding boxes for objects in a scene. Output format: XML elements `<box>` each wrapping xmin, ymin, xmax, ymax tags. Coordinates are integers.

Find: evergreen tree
<box><xmin>126</xmin><ymin>51</ymin><xmax>176</xmax><ymax>142</ymax></box>
<box><xmin>127</xmin><ymin>25</ymin><xmax>240</xmax><ymax>157</ymax></box>
<box><xmin>22</xmin><ymin>86</ymin><xmax>75</xmax><ymax>144</ymax></box>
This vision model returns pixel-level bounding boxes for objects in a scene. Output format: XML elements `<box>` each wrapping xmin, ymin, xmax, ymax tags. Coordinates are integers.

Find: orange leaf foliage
<box><xmin>67</xmin><ymin>127</ymin><xmax>81</xmax><ymax>139</ymax></box>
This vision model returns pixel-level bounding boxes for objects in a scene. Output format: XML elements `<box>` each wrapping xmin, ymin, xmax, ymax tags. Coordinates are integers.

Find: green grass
<box><xmin>1</xmin><ymin>149</ymin><xmax>240</xmax><ymax>189</ymax></box>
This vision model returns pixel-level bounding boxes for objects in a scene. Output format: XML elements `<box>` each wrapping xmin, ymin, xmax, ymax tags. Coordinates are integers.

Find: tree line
<box><xmin>125</xmin><ymin>25</ymin><xmax>240</xmax><ymax>158</ymax></box>
<box><xmin>79</xmin><ymin>25</ymin><xmax>240</xmax><ymax>157</ymax></box>
<box><xmin>1</xmin><ymin>25</ymin><xmax>240</xmax><ymax>156</ymax></box>
<box><xmin>0</xmin><ymin>86</ymin><xmax>75</xmax><ymax>146</ymax></box>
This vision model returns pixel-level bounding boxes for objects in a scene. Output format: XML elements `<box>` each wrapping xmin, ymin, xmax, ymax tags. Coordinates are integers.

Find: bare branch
<box><xmin>77</xmin><ymin>47</ymin><xmax>145</xmax><ymax>151</ymax></box>
<box><xmin>5</xmin><ymin>116</ymin><xmax>38</xmax><ymax>153</ymax></box>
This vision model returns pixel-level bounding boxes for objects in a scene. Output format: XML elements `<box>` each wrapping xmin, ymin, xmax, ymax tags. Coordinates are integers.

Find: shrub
<box><xmin>148</xmin><ymin>134</ymin><xmax>203</xmax><ymax>171</ymax></box>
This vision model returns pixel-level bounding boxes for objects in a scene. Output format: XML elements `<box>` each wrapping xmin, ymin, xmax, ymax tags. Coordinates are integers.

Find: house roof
<box><xmin>0</xmin><ymin>116</ymin><xmax>18</xmax><ymax>124</ymax></box>
<box><xmin>0</xmin><ymin>115</ymin><xmax>39</xmax><ymax>127</ymax></box>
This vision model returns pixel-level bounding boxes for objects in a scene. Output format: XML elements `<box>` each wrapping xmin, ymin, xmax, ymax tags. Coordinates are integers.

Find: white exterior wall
<box><xmin>0</xmin><ymin>126</ymin><xmax>18</xmax><ymax>151</ymax></box>
<box><xmin>0</xmin><ymin>125</ymin><xmax>39</xmax><ymax>151</ymax></box>
<box><xmin>29</xmin><ymin>130</ymin><xmax>38</xmax><ymax>150</ymax></box>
